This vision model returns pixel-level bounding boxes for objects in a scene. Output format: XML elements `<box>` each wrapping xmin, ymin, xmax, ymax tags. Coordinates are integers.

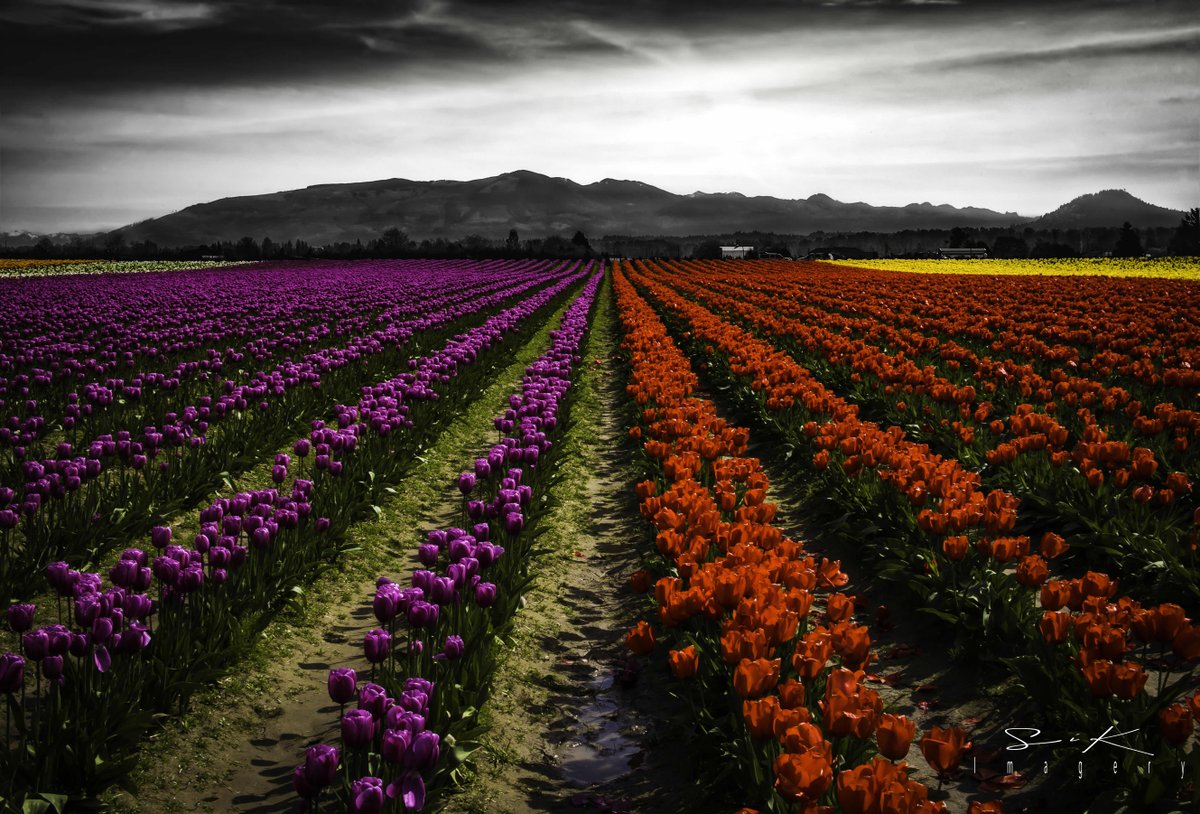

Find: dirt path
<box><xmin>440</xmin><ymin>278</ymin><xmax>699</xmax><ymax>814</ymax></box>
<box><xmin>106</xmin><ymin>297</ymin><xmax>579</xmax><ymax>814</ymax></box>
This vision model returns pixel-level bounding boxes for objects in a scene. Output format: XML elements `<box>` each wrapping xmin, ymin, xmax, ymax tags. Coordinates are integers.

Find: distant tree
<box><xmin>261</xmin><ymin>236</ymin><xmax>275</xmax><ymax>258</ymax></box>
<box><xmin>506</xmin><ymin>228</ymin><xmax>520</xmax><ymax>252</ymax></box>
<box><xmin>235</xmin><ymin>236</ymin><xmax>261</xmax><ymax>260</ymax></box>
<box><xmin>1113</xmin><ymin>222</ymin><xmax>1143</xmax><ymax>257</ymax></box>
<box><xmin>380</xmin><ymin>227</ymin><xmax>409</xmax><ymax>255</ymax></box>
<box><xmin>1030</xmin><ymin>241</ymin><xmax>1079</xmax><ymax>259</ymax></box>
<box><xmin>692</xmin><ymin>239</ymin><xmax>722</xmax><ymax>260</ymax></box>
<box><xmin>104</xmin><ymin>231</ymin><xmax>125</xmax><ymax>259</ymax></box>
<box><xmin>32</xmin><ymin>236</ymin><xmax>55</xmax><ymax>258</ymax></box>
<box><xmin>571</xmin><ymin>230</ymin><xmax>592</xmax><ymax>256</ymax></box>
<box><xmin>1168</xmin><ymin>208</ymin><xmax>1200</xmax><ymax>255</ymax></box>
<box><xmin>991</xmin><ymin>235</ymin><xmax>1029</xmax><ymax>259</ymax></box>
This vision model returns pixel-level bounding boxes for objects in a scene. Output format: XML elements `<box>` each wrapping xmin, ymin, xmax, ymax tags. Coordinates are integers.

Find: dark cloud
<box><xmin>6</xmin><ymin>0</ymin><xmax>1192</xmax><ymax>102</ymax></box>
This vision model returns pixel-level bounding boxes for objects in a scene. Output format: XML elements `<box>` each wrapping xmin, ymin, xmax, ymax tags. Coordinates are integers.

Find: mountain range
<box><xmin>6</xmin><ymin>173</ymin><xmax>1189</xmax><ymax>248</ymax></box>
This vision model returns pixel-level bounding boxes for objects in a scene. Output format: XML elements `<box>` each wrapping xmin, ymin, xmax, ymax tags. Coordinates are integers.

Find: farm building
<box><xmin>937</xmin><ymin>247</ymin><xmax>988</xmax><ymax>259</ymax></box>
<box><xmin>720</xmin><ymin>245</ymin><xmax>755</xmax><ymax>259</ymax></box>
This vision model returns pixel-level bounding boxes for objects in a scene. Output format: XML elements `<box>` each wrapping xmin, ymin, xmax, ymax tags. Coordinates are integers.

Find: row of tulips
<box><xmin>291</xmin><ymin>270</ymin><xmax>603</xmax><ymax>813</ymax></box>
<box><xmin>0</xmin><ymin>265</ymin><xmax>592</xmax><ymax>812</ymax></box>
<box><xmin>644</xmin><ymin>261</ymin><xmax>1199</xmax><ymax>604</ymax></box>
<box><xmin>612</xmin><ymin>264</ymin><xmax>977</xmax><ymax>814</ymax></box>
<box><xmin>622</xmin><ymin>261</ymin><xmax>1199</xmax><ymax>808</ymax></box>
<box><xmin>677</xmin><ymin>261</ymin><xmax>1197</xmax><ymax>470</ymax></box>
<box><xmin>1</xmin><ymin>260</ymin><xmax>510</xmax><ymax>463</ymax></box>
<box><xmin>779</xmin><ymin>260</ymin><xmax>1200</xmax><ymax>393</ymax></box>
<box><xmin>0</xmin><ymin>261</ymin><xmax>580</xmax><ymax>606</ymax></box>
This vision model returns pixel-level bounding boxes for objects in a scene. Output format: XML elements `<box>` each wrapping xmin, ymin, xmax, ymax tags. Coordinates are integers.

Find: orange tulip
<box><xmin>668</xmin><ymin>645</ymin><xmax>698</xmax><ymax>679</ymax></box>
<box><xmin>919</xmin><ymin>725</ymin><xmax>970</xmax><ymax>777</ymax></box>
<box><xmin>1172</xmin><ymin>624</ymin><xmax>1200</xmax><ymax>661</ymax></box>
<box><xmin>1131</xmin><ymin>604</ymin><xmax>1188</xmax><ymax>643</ymax></box>
<box><xmin>1038</xmin><ymin>532</ymin><xmax>1069</xmax><ymax>559</ymax></box>
<box><xmin>628</xmin><ymin>568</ymin><xmax>653</xmax><ymax>594</ymax></box>
<box><xmin>1015</xmin><ymin>554</ymin><xmax>1049</xmax><ymax>588</ymax></box>
<box><xmin>773</xmin><ymin>751</ymin><xmax>833</xmax><ymax>803</ymax></box>
<box><xmin>1110</xmin><ymin>661</ymin><xmax>1149</xmax><ymax>700</ymax></box>
<box><xmin>743</xmin><ymin>696</ymin><xmax>780</xmax><ymax>740</ymax></box>
<box><xmin>877</xmin><ymin>713</ymin><xmax>916</xmax><ymax>760</ymax></box>
<box><xmin>733</xmin><ymin>657</ymin><xmax>781</xmax><ymax>698</ymax></box>
<box><xmin>779</xmin><ymin>721</ymin><xmax>826</xmax><ymax>754</ymax></box>
<box><xmin>826</xmin><ymin>593</ymin><xmax>855</xmax><ymax>623</ymax></box>
<box><xmin>1158</xmin><ymin>703</ymin><xmax>1194</xmax><ymax>746</ymax></box>
<box><xmin>1080</xmin><ymin>571</ymin><xmax>1118</xmax><ymax>599</ymax></box>
<box><xmin>624</xmin><ymin>620</ymin><xmax>655</xmax><ymax>656</ymax></box>
<box><xmin>968</xmin><ymin>802</ymin><xmax>1004</xmax><ymax>814</ymax></box>
<box><xmin>832</xmin><ymin>623</ymin><xmax>872</xmax><ymax>670</ymax></box>
<box><xmin>778</xmin><ymin>678</ymin><xmax>806</xmax><ymax>709</ymax></box>
<box><xmin>942</xmin><ymin>535</ymin><xmax>969</xmax><ymax>561</ymax></box>
<box><xmin>1082</xmin><ymin>659</ymin><xmax>1115</xmax><ymax>697</ymax></box>
<box><xmin>1039</xmin><ymin>611</ymin><xmax>1071</xmax><ymax>644</ymax></box>
<box><xmin>1040</xmin><ymin>580</ymin><xmax>1071</xmax><ymax>611</ymax></box>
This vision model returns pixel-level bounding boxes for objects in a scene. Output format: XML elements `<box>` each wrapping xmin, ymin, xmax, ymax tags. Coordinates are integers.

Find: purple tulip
<box><xmin>386</xmin><ymin>706</ymin><xmax>427</xmax><ymax>733</ymax></box>
<box><xmin>430</xmin><ymin>577</ymin><xmax>456</xmax><ymax>606</ymax></box>
<box><xmin>177</xmin><ymin>564</ymin><xmax>205</xmax><ymax>592</ymax></box>
<box><xmin>341</xmin><ymin>708</ymin><xmax>376</xmax><ymax>748</ymax></box>
<box><xmin>108</xmin><ymin>559</ymin><xmax>140</xmax><ymax>588</ymax></box>
<box><xmin>150</xmin><ymin>525</ymin><xmax>172</xmax><ymax>549</ymax></box>
<box><xmin>456</xmin><ymin>472</ymin><xmax>476</xmax><ymax>495</ymax></box>
<box><xmin>250</xmin><ymin>526</ymin><xmax>271</xmax><ymax>549</ymax></box>
<box><xmin>21</xmin><ymin>629</ymin><xmax>49</xmax><ymax>660</ymax></box>
<box><xmin>474</xmin><ymin>458</ymin><xmax>491</xmax><ymax>479</ymax></box>
<box><xmin>348</xmin><ymin>776</ymin><xmax>386</xmax><ymax>814</ymax></box>
<box><xmin>406</xmin><ymin>601</ymin><xmax>439</xmax><ymax>629</ymax></box>
<box><xmin>358</xmin><ymin>682</ymin><xmax>393</xmax><ymax>719</ymax></box>
<box><xmin>411</xmin><ymin>569</ymin><xmax>434</xmax><ymax>594</ymax></box>
<box><xmin>381</xmin><ymin>727</ymin><xmax>412</xmax><ymax>764</ymax></box>
<box><xmin>363</xmin><ymin>629</ymin><xmax>391</xmax><ymax>664</ymax></box>
<box><xmin>438</xmin><ymin>635</ymin><xmax>465</xmax><ymax>661</ymax></box>
<box><xmin>398</xmin><ymin>770</ymin><xmax>426</xmax><ymax>811</ymax></box>
<box><xmin>328</xmin><ymin>668</ymin><xmax>358</xmax><ymax>704</ymax></box>
<box><xmin>373</xmin><ymin>584</ymin><xmax>402</xmax><ymax>624</ymax></box>
<box><xmin>474</xmin><ymin>582</ymin><xmax>498</xmax><ymax>608</ymax></box>
<box><xmin>406</xmin><ymin>679</ymin><xmax>434</xmax><ymax>700</ymax></box>
<box><xmin>406</xmin><ymin>730</ymin><xmax>440</xmax><ymax>772</ymax></box>
<box><xmin>6</xmin><ymin>603</ymin><xmax>36</xmax><ymax>633</ymax></box>
<box><xmin>43</xmin><ymin>655</ymin><xmax>64</xmax><ymax>683</ymax></box>
<box><xmin>271</xmin><ymin>464</ymin><xmax>287</xmax><ymax>484</ymax></box>
<box><xmin>294</xmin><ymin>439</ymin><xmax>310</xmax><ymax>457</ymax></box>
<box><xmin>93</xmin><ymin>645</ymin><xmax>112</xmax><ymax>673</ymax></box>
<box><xmin>426</xmin><ymin>529</ymin><xmax>447</xmax><ymax>549</ymax></box>
<box><xmin>0</xmin><ymin>653</ymin><xmax>24</xmax><ymax>693</ymax></box>
<box><xmin>302</xmin><ymin>743</ymin><xmax>340</xmax><ymax>788</ymax></box>
<box><xmin>291</xmin><ymin>764</ymin><xmax>318</xmax><ymax>799</ymax></box>
<box><xmin>503</xmin><ymin>511</ymin><xmax>524</xmax><ymax>535</ymax></box>
<box><xmin>416</xmin><ymin>544</ymin><xmax>439</xmax><ymax>567</ymax></box>
<box><xmin>91</xmin><ymin>617</ymin><xmax>114</xmax><ymax>646</ymax></box>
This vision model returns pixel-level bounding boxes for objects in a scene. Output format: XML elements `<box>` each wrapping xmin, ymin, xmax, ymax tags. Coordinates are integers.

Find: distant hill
<box><xmin>111</xmin><ymin>170</ymin><xmax>1031</xmax><ymax>247</ymax></box>
<box><xmin>1028</xmin><ymin>189</ymin><xmax>1185</xmax><ymax>230</ymax></box>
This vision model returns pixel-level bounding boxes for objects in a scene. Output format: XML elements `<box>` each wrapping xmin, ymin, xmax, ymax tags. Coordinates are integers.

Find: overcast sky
<box><xmin>1</xmin><ymin>0</ymin><xmax>1197</xmax><ymax>233</ymax></box>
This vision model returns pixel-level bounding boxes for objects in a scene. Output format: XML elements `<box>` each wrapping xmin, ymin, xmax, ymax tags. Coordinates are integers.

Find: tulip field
<box><xmin>1</xmin><ymin>257</ymin><xmax>1197</xmax><ymax>813</ymax></box>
